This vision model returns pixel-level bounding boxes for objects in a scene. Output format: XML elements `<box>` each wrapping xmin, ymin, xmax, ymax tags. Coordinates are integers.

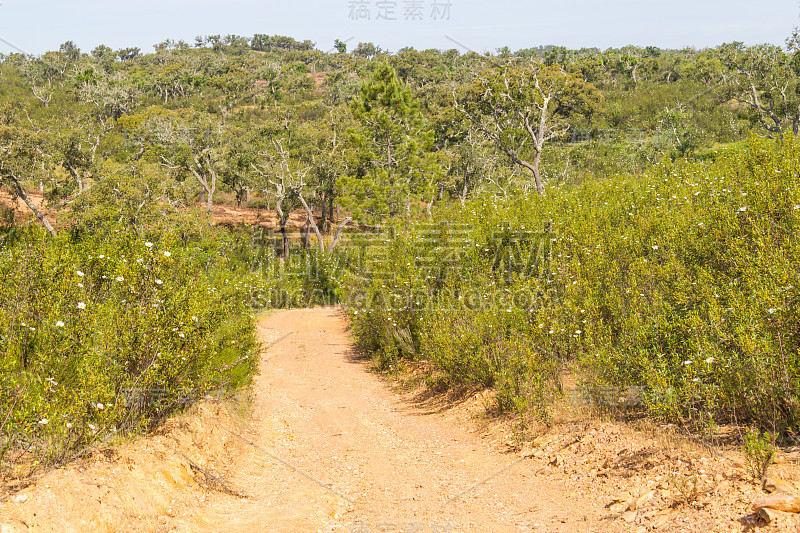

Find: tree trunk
<box><xmin>460</xmin><ymin>181</ymin><xmax>469</xmax><ymax>206</ymax></box>
<box><xmin>280</xmin><ymin>222</ymin><xmax>289</xmax><ymax>258</ymax></box>
<box><xmin>328</xmin><ymin>217</ymin><xmax>352</xmax><ymax>253</ymax></box>
<box><xmin>517</xmin><ymin>152</ymin><xmax>545</xmax><ymax>195</ymax></box>
<box><xmin>303</xmin><ymin>217</ymin><xmax>311</xmax><ymax>249</ymax></box>
<box><xmin>9</xmin><ymin>175</ymin><xmax>56</xmax><ymax>237</ymax></box>
<box><xmin>206</xmin><ymin>167</ymin><xmax>217</xmax><ymax>212</ymax></box>
<box><xmin>426</xmin><ymin>189</ymin><xmax>436</xmax><ymax>217</ymax></box>
<box><xmin>67</xmin><ymin>166</ymin><xmax>83</xmax><ymax>194</ymax></box>
<box><xmin>274</xmin><ymin>200</ymin><xmax>289</xmax><ymax>258</ymax></box>
<box><xmin>297</xmin><ymin>193</ymin><xmax>325</xmax><ymax>254</ymax></box>
<box><xmin>189</xmin><ymin>154</ymin><xmax>217</xmax><ymax>213</ymax></box>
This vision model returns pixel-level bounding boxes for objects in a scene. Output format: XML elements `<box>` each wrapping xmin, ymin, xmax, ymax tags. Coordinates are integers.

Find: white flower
<box><xmin>163</xmin><ymin>251</ymin><xmax>171</xmax><ymax>257</ymax></box>
<box><xmin>738</xmin><ymin>206</ymin><xmax>748</xmax><ymax>213</ymax></box>
<box><xmin>575</xmin><ymin>330</ymin><xmax>582</xmax><ymax>335</ymax></box>
<box><xmin>794</xmin><ymin>205</ymin><xmax>800</xmax><ymax>210</ymax></box>
<box><xmin>155</xmin><ymin>279</ymin><xmax>163</xmax><ymax>285</ymax></box>
<box><xmin>99</xmin><ymin>255</ymin><xmax>105</xmax><ymax>259</ymax></box>
<box><xmin>115</xmin><ymin>276</ymin><xmax>124</xmax><ymax>282</ymax></box>
<box><xmin>692</xmin><ymin>378</ymin><xmax>700</xmax><ymax>383</ymax></box>
<box><xmin>66</xmin><ymin>423</ymin><xmax>72</xmax><ymax>429</ymax></box>
<box><xmin>77</xmin><ymin>302</ymin><xmax>86</xmax><ymax>310</ymax></box>
<box><xmin>145</xmin><ymin>242</ymin><xmax>153</xmax><ymax>247</ymax></box>
<box><xmin>705</xmin><ymin>357</ymin><xmax>715</xmax><ymax>364</ymax></box>
<box><xmin>77</xmin><ymin>283</ymin><xmax>84</xmax><ymax>288</ymax></box>
<box><xmin>76</xmin><ymin>270</ymin><xmax>85</xmax><ymax>277</ymax></box>
<box><xmin>683</xmin><ymin>360</ymin><xmax>692</xmax><ymax>365</ymax></box>
<box><xmin>55</xmin><ymin>320</ymin><xmax>65</xmax><ymax>328</ymax></box>
<box><xmin>96</xmin><ymin>403</ymin><xmax>104</xmax><ymax>410</ymax></box>
<box><xmin>46</xmin><ymin>377</ymin><xmax>57</xmax><ymax>385</ymax></box>
<box><xmin>767</xmin><ymin>308</ymin><xmax>777</xmax><ymax>314</ymax></box>
<box><xmin>37</xmin><ymin>418</ymin><xmax>49</xmax><ymax>425</ymax></box>
<box><xmin>88</xmin><ymin>424</ymin><xmax>97</xmax><ymax>431</ymax></box>
<box><xmin>178</xmin><ymin>332</ymin><xmax>185</xmax><ymax>338</ymax></box>
<box><xmin>192</xmin><ymin>316</ymin><xmax>198</xmax><ymax>322</ymax></box>
<box><xmin>652</xmin><ymin>245</ymin><xmax>659</xmax><ymax>250</ymax></box>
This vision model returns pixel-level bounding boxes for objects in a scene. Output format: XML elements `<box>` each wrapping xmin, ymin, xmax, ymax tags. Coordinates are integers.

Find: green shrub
<box><xmin>341</xmin><ymin>135</ymin><xmax>800</xmax><ymax>434</ymax></box>
<box><xmin>742</xmin><ymin>428</ymin><xmax>775</xmax><ymax>482</ymax></box>
<box><xmin>0</xmin><ymin>226</ymin><xmax>258</xmax><ymax>468</ymax></box>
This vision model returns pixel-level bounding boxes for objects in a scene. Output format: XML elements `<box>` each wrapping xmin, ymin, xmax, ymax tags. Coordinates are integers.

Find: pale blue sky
<box><xmin>0</xmin><ymin>0</ymin><xmax>796</xmax><ymax>56</ymax></box>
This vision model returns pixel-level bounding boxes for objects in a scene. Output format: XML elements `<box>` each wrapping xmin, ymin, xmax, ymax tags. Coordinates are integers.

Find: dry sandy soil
<box><xmin>1</xmin><ymin>308</ymin><xmax>799</xmax><ymax>532</ymax></box>
<box><xmin>0</xmin><ymin>190</ymin><xmax>311</xmax><ymax>232</ymax></box>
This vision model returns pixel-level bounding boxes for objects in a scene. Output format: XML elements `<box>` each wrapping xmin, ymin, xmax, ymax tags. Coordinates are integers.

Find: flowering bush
<box><xmin>0</xmin><ymin>227</ymin><xmax>257</xmax><ymax>467</ymax></box>
<box><xmin>342</xmin><ymin>135</ymin><xmax>800</xmax><ymax>437</ymax></box>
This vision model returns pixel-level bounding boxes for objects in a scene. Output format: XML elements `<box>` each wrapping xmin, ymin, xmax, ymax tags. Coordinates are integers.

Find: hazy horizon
<box><xmin>0</xmin><ymin>0</ymin><xmax>797</xmax><ymax>56</ymax></box>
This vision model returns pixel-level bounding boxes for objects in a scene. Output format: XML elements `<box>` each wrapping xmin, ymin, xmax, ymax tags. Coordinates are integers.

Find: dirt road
<box><xmin>167</xmin><ymin>307</ymin><xmax>611</xmax><ymax>532</ymax></box>
<box><xmin>8</xmin><ymin>308</ymin><xmax>793</xmax><ymax>532</ymax></box>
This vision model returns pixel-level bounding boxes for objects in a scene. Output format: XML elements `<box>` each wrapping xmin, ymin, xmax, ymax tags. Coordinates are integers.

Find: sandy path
<box><xmin>4</xmin><ymin>307</ymin><xmax>799</xmax><ymax>532</ymax></box>
<box><xmin>163</xmin><ymin>307</ymin><xmax>612</xmax><ymax>532</ymax></box>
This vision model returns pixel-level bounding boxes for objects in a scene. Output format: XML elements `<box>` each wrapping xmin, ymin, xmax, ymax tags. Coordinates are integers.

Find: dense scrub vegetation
<box><xmin>0</xmin><ymin>225</ymin><xmax>259</xmax><ymax>466</ymax></box>
<box><xmin>343</xmin><ymin>136</ymin><xmax>800</xmax><ymax>439</ymax></box>
<box><xmin>1</xmin><ymin>31</ymin><xmax>799</xmax><ymax>473</ymax></box>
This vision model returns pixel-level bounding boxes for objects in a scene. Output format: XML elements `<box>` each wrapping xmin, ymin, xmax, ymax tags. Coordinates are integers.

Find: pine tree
<box><xmin>343</xmin><ymin>61</ymin><xmax>437</xmax><ymax>224</ymax></box>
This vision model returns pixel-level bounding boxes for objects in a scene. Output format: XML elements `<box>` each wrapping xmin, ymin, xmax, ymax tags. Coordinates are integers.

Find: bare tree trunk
<box><xmin>67</xmin><ymin>166</ymin><xmax>83</xmax><ymax>194</ymax></box>
<box><xmin>460</xmin><ymin>182</ymin><xmax>469</xmax><ymax>206</ymax></box>
<box><xmin>280</xmin><ymin>220</ymin><xmax>289</xmax><ymax>258</ymax></box>
<box><xmin>426</xmin><ymin>189</ymin><xmax>436</xmax><ymax>217</ymax></box>
<box><xmin>532</xmin><ymin>150</ymin><xmax>544</xmax><ymax>194</ymax></box>
<box><xmin>206</xmin><ymin>166</ymin><xmax>217</xmax><ymax>212</ymax></box>
<box><xmin>303</xmin><ymin>217</ymin><xmax>311</xmax><ymax>249</ymax></box>
<box><xmin>296</xmin><ymin>193</ymin><xmax>325</xmax><ymax>254</ymax></box>
<box><xmin>517</xmin><ymin>152</ymin><xmax>545</xmax><ymax>195</ymax></box>
<box><xmin>328</xmin><ymin>217</ymin><xmax>352</xmax><ymax>253</ymax></box>
<box><xmin>9</xmin><ymin>174</ymin><xmax>56</xmax><ymax>236</ymax></box>
<box><xmin>189</xmin><ymin>155</ymin><xmax>217</xmax><ymax>213</ymax></box>
<box><xmin>744</xmin><ymin>83</ymin><xmax>784</xmax><ymax>141</ymax></box>
<box><xmin>274</xmin><ymin>201</ymin><xmax>290</xmax><ymax>258</ymax></box>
